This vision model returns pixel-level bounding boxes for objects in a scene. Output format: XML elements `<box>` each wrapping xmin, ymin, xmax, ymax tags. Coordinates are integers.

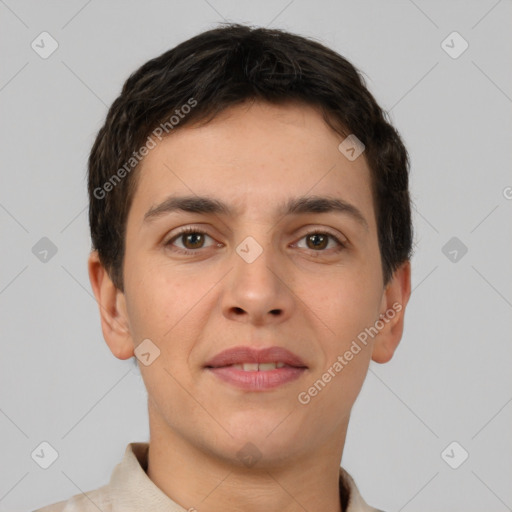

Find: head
<box><xmin>88</xmin><ymin>24</ymin><xmax>413</xmax><ymax>466</ymax></box>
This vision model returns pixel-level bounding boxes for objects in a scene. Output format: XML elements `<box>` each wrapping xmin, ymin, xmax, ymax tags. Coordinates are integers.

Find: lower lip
<box><xmin>206</xmin><ymin>366</ymin><xmax>306</xmax><ymax>390</ymax></box>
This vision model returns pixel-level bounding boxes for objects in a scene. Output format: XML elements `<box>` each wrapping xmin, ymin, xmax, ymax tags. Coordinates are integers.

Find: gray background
<box><xmin>1</xmin><ymin>1</ymin><xmax>511</xmax><ymax>511</ymax></box>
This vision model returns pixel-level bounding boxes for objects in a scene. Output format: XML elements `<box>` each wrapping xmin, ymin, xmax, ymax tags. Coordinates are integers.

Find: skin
<box><xmin>89</xmin><ymin>100</ymin><xmax>411</xmax><ymax>512</ymax></box>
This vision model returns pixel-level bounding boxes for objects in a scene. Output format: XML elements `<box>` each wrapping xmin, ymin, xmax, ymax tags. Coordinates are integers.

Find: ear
<box><xmin>88</xmin><ymin>250</ymin><xmax>134</xmax><ymax>360</ymax></box>
<box><xmin>371</xmin><ymin>261</ymin><xmax>411</xmax><ymax>364</ymax></box>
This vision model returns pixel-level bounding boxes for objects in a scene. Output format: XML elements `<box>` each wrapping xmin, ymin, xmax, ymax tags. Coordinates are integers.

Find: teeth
<box><xmin>229</xmin><ymin>362</ymin><xmax>287</xmax><ymax>371</ymax></box>
<box><xmin>258</xmin><ymin>362</ymin><xmax>277</xmax><ymax>371</ymax></box>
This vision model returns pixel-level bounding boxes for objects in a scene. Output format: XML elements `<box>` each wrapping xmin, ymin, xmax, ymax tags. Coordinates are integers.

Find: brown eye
<box><xmin>181</xmin><ymin>232</ymin><xmax>205</xmax><ymax>249</ymax></box>
<box><xmin>295</xmin><ymin>230</ymin><xmax>346</xmax><ymax>252</ymax></box>
<box><xmin>166</xmin><ymin>228</ymin><xmax>217</xmax><ymax>254</ymax></box>
<box><xmin>306</xmin><ymin>233</ymin><xmax>329</xmax><ymax>250</ymax></box>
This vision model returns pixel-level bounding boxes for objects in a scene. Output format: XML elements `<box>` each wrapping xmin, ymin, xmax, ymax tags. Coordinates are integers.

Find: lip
<box><xmin>204</xmin><ymin>346</ymin><xmax>307</xmax><ymax>368</ymax></box>
<box><xmin>204</xmin><ymin>346</ymin><xmax>307</xmax><ymax>391</ymax></box>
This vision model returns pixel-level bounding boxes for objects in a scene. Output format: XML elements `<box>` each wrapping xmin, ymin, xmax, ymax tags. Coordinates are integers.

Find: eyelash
<box><xmin>165</xmin><ymin>226</ymin><xmax>347</xmax><ymax>256</ymax></box>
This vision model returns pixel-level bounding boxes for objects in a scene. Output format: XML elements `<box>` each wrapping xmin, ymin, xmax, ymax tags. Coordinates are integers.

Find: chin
<box><xmin>224</xmin><ymin>416</ymin><xmax>304</xmax><ymax>459</ymax></box>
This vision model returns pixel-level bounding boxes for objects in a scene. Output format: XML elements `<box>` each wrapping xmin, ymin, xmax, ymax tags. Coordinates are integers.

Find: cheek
<box><xmin>124</xmin><ymin>259</ymin><xmax>217</xmax><ymax>371</ymax></box>
<box><xmin>124</xmin><ymin>264</ymin><xmax>178</xmax><ymax>342</ymax></box>
<box><xmin>303</xmin><ymin>265</ymin><xmax>381</xmax><ymax>330</ymax></box>
<box><xmin>125</xmin><ymin>287</ymin><xmax>164</xmax><ymax>336</ymax></box>
<box><xmin>299</xmin><ymin>266</ymin><xmax>382</xmax><ymax>393</ymax></box>
<box><xmin>125</xmin><ymin>243</ymin><xmax>193</xmax><ymax>318</ymax></box>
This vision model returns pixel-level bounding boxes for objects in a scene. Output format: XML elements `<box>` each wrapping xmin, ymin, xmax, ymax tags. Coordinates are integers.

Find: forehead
<box><xmin>128</xmin><ymin>101</ymin><xmax>375</xmax><ymax>229</ymax></box>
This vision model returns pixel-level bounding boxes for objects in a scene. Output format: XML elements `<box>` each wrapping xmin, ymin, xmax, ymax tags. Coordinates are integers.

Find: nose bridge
<box><xmin>221</xmin><ymin>230</ymin><xmax>293</xmax><ymax>322</ymax></box>
<box><xmin>233</xmin><ymin>232</ymin><xmax>279</xmax><ymax>295</ymax></box>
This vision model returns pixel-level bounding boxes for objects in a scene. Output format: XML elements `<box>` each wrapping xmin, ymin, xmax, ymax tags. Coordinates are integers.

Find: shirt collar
<box><xmin>108</xmin><ymin>442</ymin><xmax>380</xmax><ymax>512</ymax></box>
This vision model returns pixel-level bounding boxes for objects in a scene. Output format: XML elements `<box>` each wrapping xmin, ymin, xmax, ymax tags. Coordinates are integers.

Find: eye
<box><xmin>165</xmin><ymin>227</ymin><xmax>218</xmax><ymax>254</ymax></box>
<box><xmin>295</xmin><ymin>230</ymin><xmax>346</xmax><ymax>252</ymax></box>
<box><xmin>164</xmin><ymin>227</ymin><xmax>346</xmax><ymax>256</ymax></box>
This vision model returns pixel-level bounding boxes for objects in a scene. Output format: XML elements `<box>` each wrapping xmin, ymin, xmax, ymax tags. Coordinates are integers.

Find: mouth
<box><xmin>204</xmin><ymin>346</ymin><xmax>308</xmax><ymax>391</ymax></box>
<box><xmin>218</xmin><ymin>362</ymin><xmax>289</xmax><ymax>371</ymax></box>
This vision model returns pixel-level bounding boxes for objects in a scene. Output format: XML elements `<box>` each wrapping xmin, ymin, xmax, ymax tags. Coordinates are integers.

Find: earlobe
<box><xmin>371</xmin><ymin>261</ymin><xmax>412</xmax><ymax>364</ymax></box>
<box><xmin>88</xmin><ymin>251</ymin><xmax>134</xmax><ymax>360</ymax></box>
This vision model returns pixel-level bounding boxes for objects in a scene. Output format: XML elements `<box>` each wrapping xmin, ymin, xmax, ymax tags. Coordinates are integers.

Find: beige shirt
<box><xmin>34</xmin><ymin>442</ymin><xmax>384</xmax><ymax>512</ymax></box>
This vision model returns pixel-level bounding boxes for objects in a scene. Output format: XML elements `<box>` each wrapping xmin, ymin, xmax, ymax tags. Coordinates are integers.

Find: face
<box><xmin>92</xmin><ymin>100</ymin><xmax>410</xmax><ymax>467</ymax></box>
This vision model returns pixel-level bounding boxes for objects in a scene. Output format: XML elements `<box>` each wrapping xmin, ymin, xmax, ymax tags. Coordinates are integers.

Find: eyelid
<box><xmin>295</xmin><ymin>225</ymin><xmax>348</xmax><ymax>244</ymax></box>
<box><xmin>292</xmin><ymin>228</ymin><xmax>347</xmax><ymax>251</ymax></box>
<box><xmin>288</xmin><ymin>223</ymin><xmax>349</xmax><ymax>252</ymax></box>
<box><xmin>164</xmin><ymin>224</ymin><xmax>349</xmax><ymax>254</ymax></box>
<box><xmin>165</xmin><ymin>225</ymin><xmax>219</xmax><ymax>252</ymax></box>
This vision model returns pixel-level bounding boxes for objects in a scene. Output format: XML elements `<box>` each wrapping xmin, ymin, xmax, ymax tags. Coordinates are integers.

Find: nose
<box><xmin>220</xmin><ymin>237</ymin><xmax>295</xmax><ymax>326</ymax></box>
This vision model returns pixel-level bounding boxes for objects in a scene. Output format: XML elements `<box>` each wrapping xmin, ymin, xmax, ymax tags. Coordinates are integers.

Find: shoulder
<box><xmin>33</xmin><ymin>499</ymin><xmax>67</xmax><ymax>512</ymax></box>
<box><xmin>32</xmin><ymin>485</ymin><xmax>111</xmax><ymax>512</ymax></box>
<box><xmin>340</xmin><ymin>466</ymin><xmax>387</xmax><ymax>512</ymax></box>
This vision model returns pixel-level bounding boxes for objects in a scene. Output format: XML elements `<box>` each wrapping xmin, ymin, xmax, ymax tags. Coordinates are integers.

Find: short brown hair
<box><xmin>88</xmin><ymin>23</ymin><xmax>413</xmax><ymax>292</ymax></box>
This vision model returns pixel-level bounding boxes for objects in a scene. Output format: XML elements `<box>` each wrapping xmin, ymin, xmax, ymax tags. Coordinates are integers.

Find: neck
<box><xmin>145</xmin><ymin>403</ymin><xmax>348</xmax><ymax>512</ymax></box>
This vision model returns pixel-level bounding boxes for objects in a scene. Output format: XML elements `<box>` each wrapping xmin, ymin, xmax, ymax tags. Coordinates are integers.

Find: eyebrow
<box><xmin>143</xmin><ymin>194</ymin><xmax>369</xmax><ymax>231</ymax></box>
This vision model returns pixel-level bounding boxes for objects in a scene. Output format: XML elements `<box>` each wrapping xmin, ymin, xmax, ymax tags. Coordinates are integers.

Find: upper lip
<box><xmin>204</xmin><ymin>346</ymin><xmax>307</xmax><ymax>368</ymax></box>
